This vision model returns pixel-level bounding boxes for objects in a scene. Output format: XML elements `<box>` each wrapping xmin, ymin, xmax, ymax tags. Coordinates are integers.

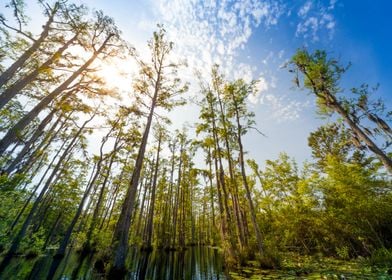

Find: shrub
<box><xmin>367</xmin><ymin>248</ymin><xmax>392</xmax><ymax>268</ymax></box>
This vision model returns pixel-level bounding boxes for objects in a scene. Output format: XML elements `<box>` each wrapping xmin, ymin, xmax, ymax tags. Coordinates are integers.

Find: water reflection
<box><xmin>127</xmin><ymin>247</ymin><xmax>226</xmax><ymax>280</ymax></box>
<box><xmin>0</xmin><ymin>246</ymin><xmax>227</xmax><ymax>279</ymax></box>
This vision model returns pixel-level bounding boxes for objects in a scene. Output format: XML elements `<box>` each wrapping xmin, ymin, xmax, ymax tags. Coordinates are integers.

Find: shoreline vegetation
<box><xmin>0</xmin><ymin>1</ymin><xmax>391</xmax><ymax>279</ymax></box>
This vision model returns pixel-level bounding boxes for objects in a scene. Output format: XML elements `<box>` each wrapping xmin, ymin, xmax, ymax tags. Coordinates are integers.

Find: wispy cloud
<box><xmin>141</xmin><ymin>0</ymin><xmax>338</xmax><ymax>122</ymax></box>
<box><xmin>298</xmin><ymin>1</ymin><xmax>312</xmax><ymax>17</ymax></box>
<box><xmin>259</xmin><ymin>94</ymin><xmax>310</xmax><ymax>122</ymax></box>
<box><xmin>152</xmin><ymin>0</ymin><xmax>284</xmax><ymax>74</ymax></box>
<box><xmin>296</xmin><ymin>0</ymin><xmax>337</xmax><ymax>41</ymax></box>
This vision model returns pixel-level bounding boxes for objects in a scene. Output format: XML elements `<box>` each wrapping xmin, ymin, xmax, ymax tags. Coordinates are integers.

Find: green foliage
<box><xmin>336</xmin><ymin>246</ymin><xmax>350</xmax><ymax>260</ymax></box>
<box><xmin>0</xmin><ymin>100</ymin><xmax>25</xmax><ymax>133</ymax></box>
<box><xmin>366</xmin><ymin>248</ymin><xmax>392</xmax><ymax>268</ymax></box>
<box><xmin>289</xmin><ymin>49</ymin><xmax>348</xmax><ymax>116</ymax></box>
<box><xmin>19</xmin><ymin>228</ymin><xmax>46</xmax><ymax>257</ymax></box>
<box><xmin>308</xmin><ymin>122</ymin><xmax>354</xmax><ymax>167</ymax></box>
<box><xmin>0</xmin><ymin>173</ymin><xmax>28</xmax><ymax>191</ymax></box>
<box><xmin>289</xmin><ymin>48</ymin><xmax>392</xmax><ymax>175</ymax></box>
<box><xmin>257</xmin><ymin>239</ymin><xmax>282</xmax><ymax>269</ymax></box>
<box><xmin>0</xmin><ymin>1</ymin><xmax>391</xmax><ymax>276</ymax></box>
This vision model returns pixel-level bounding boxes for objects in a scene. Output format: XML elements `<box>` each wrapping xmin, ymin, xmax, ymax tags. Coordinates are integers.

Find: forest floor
<box><xmin>230</xmin><ymin>253</ymin><xmax>392</xmax><ymax>279</ymax></box>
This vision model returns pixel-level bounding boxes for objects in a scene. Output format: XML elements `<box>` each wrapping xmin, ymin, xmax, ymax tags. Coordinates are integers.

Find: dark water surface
<box><xmin>0</xmin><ymin>246</ymin><xmax>228</xmax><ymax>279</ymax></box>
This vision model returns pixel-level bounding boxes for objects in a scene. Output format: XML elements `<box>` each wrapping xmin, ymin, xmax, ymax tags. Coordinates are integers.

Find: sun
<box><xmin>67</xmin><ymin>45</ymin><xmax>135</xmax><ymax>96</ymax></box>
<box><xmin>95</xmin><ymin>58</ymin><xmax>134</xmax><ymax>93</ymax></box>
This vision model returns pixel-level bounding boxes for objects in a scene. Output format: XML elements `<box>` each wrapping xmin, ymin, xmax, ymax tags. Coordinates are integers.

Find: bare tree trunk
<box><xmin>43</xmin><ymin>212</ymin><xmax>62</xmax><ymax>250</ymax></box>
<box><xmin>7</xmin><ymin>129</ymin><xmax>70</xmax><ymax>233</ymax></box>
<box><xmin>207</xmin><ymin>93</ymin><xmax>237</xmax><ymax>261</ymax></box>
<box><xmin>135</xmin><ymin>173</ymin><xmax>151</xmax><ymax>237</ymax></box>
<box><xmin>207</xmin><ymin>156</ymin><xmax>216</xmax><ymax>244</ymax></box>
<box><xmin>16</xmin><ymin>111</ymin><xmax>73</xmax><ymax>175</ymax></box>
<box><xmin>163</xmin><ymin>141</ymin><xmax>176</xmax><ymax>248</ymax></box>
<box><xmin>216</xmin><ymin>89</ymin><xmax>246</xmax><ymax>249</ymax></box>
<box><xmin>302</xmin><ymin>68</ymin><xmax>392</xmax><ymax>174</ymax></box>
<box><xmin>85</xmin><ymin>130</ymin><xmax>121</xmax><ymax>247</ymax></box>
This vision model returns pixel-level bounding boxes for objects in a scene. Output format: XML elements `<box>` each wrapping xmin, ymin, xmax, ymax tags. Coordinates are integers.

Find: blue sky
<box><xmin>5</xmin><ymin>0</ymin><xmax>391</xmax><ymax>167</ymax></box>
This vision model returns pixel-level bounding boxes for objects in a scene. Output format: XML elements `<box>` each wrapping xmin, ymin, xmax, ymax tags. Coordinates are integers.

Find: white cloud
<box><xmin>278</xmin><ymin>50</ymin><xmax>285</xmax><ymax>59</ymax></box>
<box><xmin>262</xmin><ymin>51</ymin><xmax>274</xmax><ymax>65</ymax></box>
<box><xmin>270</xmin><ymin>75</ymin><xmax>277</xmax><ymax>88</ymax></box>
<box><xmin>249</xmin><ymin>76</ymin><xmax>269</xmax><ymax>104</ymax></box>
<box><xmin>298</xmin><ymin>1</ymin><xmax>312</xmax><ymax>17</ymax></box>
<box><xmin>258</xmin><ymin>76</ymin><xmax>269</xmax><ymax>93</ymax></box>
<box><xmin>139</xmin><ymin>0</ymin><xmax>331</xmax><ymax>122</ymax></box>
<box><xmin>328</xmin><ymin>0</ymin><xmax>338</xmax><ymax>10</ymax></box>
<box><xmin>259</xmin><ymin>94</ymin><xmax>310</xmax><ymax>122</ymax></box>
<box><xmin>233</xmin><ymin>63</ymin><xmax>257</xmax><ymax>83</ymax></box>
<box><xmin>295</xmin><ymin>0</ymin><xmax>337</xmax><ymax>42</ymax></box>
<box><xmin>150</xmin><ymin>0</ymin><xmax>284</xmax><ymax>77</ymax></box>
<box><xmin>296</xmin><ymin>16</ymin><xmax>319</xmax><ymax>41</ymax></box>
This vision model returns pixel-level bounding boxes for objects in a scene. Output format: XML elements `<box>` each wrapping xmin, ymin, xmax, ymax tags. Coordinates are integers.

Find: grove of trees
<box><xmin>0</xmin><ymin>1</ymin><xmax>391</xmax><ymax>279</ymax></box>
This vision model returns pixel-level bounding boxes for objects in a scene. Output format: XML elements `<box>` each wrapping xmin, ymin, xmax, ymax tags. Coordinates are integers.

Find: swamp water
<box><xmin>1</xmin><ymin>247</ymin><xmax>391</xmax><ymax>279</ymax></box>
<box><xmin>0</xmin><ymin>246</ymin><xmax>228</xmax><ymax>279</ymax></box>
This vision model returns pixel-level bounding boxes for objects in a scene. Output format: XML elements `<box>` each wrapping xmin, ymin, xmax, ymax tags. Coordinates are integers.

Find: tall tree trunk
<box><xmin>43</xmin><ymin>115</ymin><xmax>97</xmax><ymax>280</ymax></box>
<box><xmin>7</xmin><ymin>127</ymin><xmax>71</xmax><ymax>233</ymax></box>
<box><xmin>0</xmin><ymin>115</ymin><xmax>92</xmax><ymax>273</ymax></box>
<box><xmin>233</xmin><ymin>101</ymin><xmax>264</xmax><ymax>256</ymax></box>
<box><xmin>0</xmin><ymin>34</ymin><xmax>114</xmax><ymax>156</ymax></box>
<box><xmin>110</xmin><ymin>65</ymin><xmax>161</xmax><ymax>277</ymax></box>
<box><xmin>145</xmin><ymin>132</ymin><xmax>162</xmax><ymax>249</ymax></box>
<box><xmin>0</xmin><ymin>3</ymin><xmax>58</xmax><ymax>88</ymax></box>
<box><xmin>207</xmin><ymin>92</ymin><xmax>237</xmax><ymax>260</ymax></box>
<box><xmin>172</xmin><ymin>142</ymin><xmax>184</xmax><ymax>249</ymax></box>
<box><xmin>215</xmin><ymin>89</ymin><xmax>246</xmax><ymax>249</ymax></box>
<box><xmin>0</xmin><ymin>34</ymin><xmax>78</xmax><ymax>110</ymax></box>
<box><xmin>207</xmin><ymin>157</ymin><xmax>216</xmax><ymax>244</ymax></box>
<box><xmin>16</xmin><ymin>110</ymin><xmax>73</xmax><ymax>175</ymax></box>
<box><xmin>135</xmin><ymin>174</ymin><xmax>151</xmax><ymax>238</ymax></box>
<box><xmin>164</xmin><ymin>142</ymin><xmax>176</xmax><ymax>248</ymax></box>
<box><xmin>43</xmin><ymin>212</ymin><xmax>62</xmax><ymax>250</ymax></box>
<box><xmin>300</xmin><ymin>62</ymin><xmax>392</xmax><ymax>174</ymax></box>
<box><xmin>207</xmin><ymin>93</ymin><xmax>232</xmax><ymax>224</ymax></box>
<box><xmin>85</xmin><ymin>129</ymin><xmax>121</xmax><ymax>247</ymax></box>
<box><xmin>4</xmin><ymin>108</ymin><xmax>57</xmax><ymax>174</ymax></box>
<box><xmin>331</xmin><ymin>99</ymin><xmax>392</xmax><ymax>174</ymax></box>
<box><xmin>180</xmin><ymin>168</ymin><xmax>186</xmax><ymax>248</ymax></box>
